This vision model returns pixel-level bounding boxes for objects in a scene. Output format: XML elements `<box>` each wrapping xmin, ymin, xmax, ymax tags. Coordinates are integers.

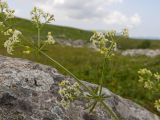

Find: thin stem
<box><xmin>101</xmin><ymin>101</ymin><xmax>119</xmax><ymax>120</ymax></box>
<box><xmin>89</xmin><ymin>101</ymin><xmax>98</xmax><ymax>113</ymax></box>
<box><xmin>39</xmin><ymin>42</ymin><xmax>47</xmax><ymax>51</ymax></box>
<box><xmin>99</xmin><ymin>58</ymin><xmax>106</xmax><ymax>95</ymax></box>
<box><xmin>99</xmin><ymin>36</ymin><xmax>115</xmax><ymax>95</ymax></box>
<box><xmin>38</xmin><ymin>27</ymin><xmax>40</xmax><ymax>48</ymax></box>
<box><xmin>40</xmin><ymin>51</ymin><xmax>92</xmax><ymax>93</ymax></box>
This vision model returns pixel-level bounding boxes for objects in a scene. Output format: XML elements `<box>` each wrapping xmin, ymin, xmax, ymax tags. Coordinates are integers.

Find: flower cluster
<box><xmin>90</xmin><ymin>31</ymin><xmax>117</xmax><ymax>58</ymax></box>
<box><xmin>138</xmin><ymin>68</ymin><xmax>152</xmax><ymax>82</ymax></box>
<box><xmin>31</xmin><ymin>7</ymin><xmax>54</xmax><ymax>28</ymax></box>
<box><xmin>45</xmin><ymin>32</ymin><xmax>55</xmax><ymax>44</ymax></box>
<box><xmin>138</xmin><ymin>68</ymin><xmax>153</xmax><ymax>89</ymax></box>
<box><xmin>122</xmin><ymin>28</ymin><xmax>129</xmax><ymax>38</ymax></box>
<box><xmin>106</xmin><ymin>30</ymin><xmax>116</xmax><ymax>37</ymax></box>
<box><xmin>5</xmin><ymin>9</ymin><xmax>15</xmax><ymax>19</ymax></box>
<box><xmin>23</xmin><ymin>46</ymin><xmax>31</xmax><ymax>54</ymax></box>
<box><xmin>155</xmin><ymin>99</ymin><xmax>160</xmax><ymax>112</ymax></box>
<box><xmin>2</xmin><ymin>1</ymin><xmax>118</xmax><ymax>119</ymax></box>
<box><xmin>0</xmin><ymin>1</ymin><xmax>8</xmax><ymax>12</ymax></box>
<box><xmin>58</xmin><ymin>80</ymin><xmax>81</xmax><ymax>108</ymax></box>
<box><xmin>154</xmin><ymin>73</ymin><xmax>160</xmax><ymax>81</ymax></box>
<box><xmin>138</xmin><ymin>68</ymin><xmax>160</xmax><ymax>111</ymax></box>
<box><xmin>0</xmin><ymin>1</ymin><xmax>15</xmax><ymax>33</ymax></box>
<box><xmin>0</xmin><ymin>1</ymin><xmax>15</xmax><ymax>19</ymax></box>
<box><xmin>4</xmin><ymin>29</ymin><xmax>22</xmax><ymax>54</ymax></box>
<box><xmin>3</xmin><ymin>28</ymin><xmax>13</xmax><ymax>35</ymax></box>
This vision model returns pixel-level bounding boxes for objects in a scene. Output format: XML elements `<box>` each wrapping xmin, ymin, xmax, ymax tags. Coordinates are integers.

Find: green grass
<box><xmin>5</xmin><ymin>17</ymin><xmax>93</xmax><ymax>41</ymax></box>
<box><xmin>3</xmin><ymin>17</ymin><xmax>160</xmax><ymax>50</ymax></box>
<box><xmin>1</xmin><ymin>44</ymin><xmax>160</xmax><ymax>115</ymax></box>
<box><xmin>0</xmin><ymin>17</ymin><xmax>160</xmax><ymax>115</ymax></box>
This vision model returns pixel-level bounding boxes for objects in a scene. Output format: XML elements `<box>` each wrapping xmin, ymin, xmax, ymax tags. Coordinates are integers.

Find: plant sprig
<box><xmin>0</xmin><ymin>1</ymin><xmax>126</xmax><ymax>120</ymax></box>
<box><xmin>138</xmin><ymin>68</ymin><xmax>160</xmax><ymax>111</ymax></box>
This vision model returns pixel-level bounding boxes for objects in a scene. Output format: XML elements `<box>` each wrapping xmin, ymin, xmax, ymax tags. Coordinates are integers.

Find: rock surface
<box><xmin>121</xmin><ymin>49</ymin><xmax>160</xmax><ymax>57</ymax></box>
<box><xmin>56</xmin><ymin>39</ymin><xmax>86</xmax><ymax>48</ymax></box>
<box><xmin>55</xmin><ymin>39</ymin><xmax>160</xmax><ymax>57</ymax></box>
<box><xmin>0</xmin><ymin>55</ymin><xmax>159</xmax><ymax>120</ymax></box>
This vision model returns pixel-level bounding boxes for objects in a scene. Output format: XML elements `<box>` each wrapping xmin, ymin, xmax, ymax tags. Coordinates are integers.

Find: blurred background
<box><xmin>1</xmin><ymin>0</ymin><xmax>160</xmax><ymax>116</ymax></box>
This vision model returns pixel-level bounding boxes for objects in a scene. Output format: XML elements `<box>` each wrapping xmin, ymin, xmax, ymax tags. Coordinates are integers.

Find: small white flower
<box><xmin>45</xmin><ymin>32</ymin><xmax>55</xmax><ymax>44</ymax></box>
<box><xmin>0</xmin><ymin>1</ymin><xmax>8</xmax><ymax>12</ymax></box>
<box><xmin>122</xmin><ymin>28</ymin><xmax>129</xmax><ymax>38</ymax></box>
<box><xmin>5</xmin><ymin>9</ymin><xmax>15</xmax><ymax>19</ymax></box>
<box><xmin>4</xmin><ymin>29</ymin><xmax>22</xmax><ymax>54</ymax></box>
<box><xmin>58</xmin><ymin>80</ymin><xmax>81</xmax><ymax>108</ymax></box>
<box><xmin>90</xmin><ymin>31</ymin><xmax>116</xmax><ymax>57</ymax></box>
<box><xmin>4</xmin><ymin>28</ymin><xmax>13</xmax><ymax>35</ymax></box>
<box><xmin>31</xmin><ymin>7</ymin><xmax>55</xmax><ymax>27</ymax></box>
<box><xmin>154</xmin><ymin>73</ymin><xmax>160</xmax><ymax>81</ymax></box>
<box><xmin>0</xmin><ymin>1</ymin><xmax>15</xmax><ymax>19</ymax></box>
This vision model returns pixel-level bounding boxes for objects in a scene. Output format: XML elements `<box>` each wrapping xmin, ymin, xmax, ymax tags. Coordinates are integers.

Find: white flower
<box><xmin>144</xmin><ymin>80</ymin><xmax>153</xmax><ymax>90</ymax></box>
<box><xmin>4</xmin><ymin>28</ymin><xmax>13</xmax><ymax>35</ymax></box>
<box><xmin>90</xmin><ymin>31</ymin><xmax>116</xmax><ymax>57</ymax></box>
<box><xmin>155</xmin><ymin>99</ymin><xmax>160</xmax><ymax>112</ymax></box>
<box><xmin>0</xmin><ymin>1</ymin><xmax>8</xmax><ymax>12</ymax></box>
<box><xmin>45</xmin><ymin>32</ymin><xmax>55</xmax><ymax>44</ymax></box>
<box><xmin>154</xmin><ymin>73</ymin><xmax>160</xmax><ymax>81</ymax></box>
<box><xmin>4</xmin><ymin>30</ymin><xmax>22</xmax><ymax>54</ymax></box>
<box><xmin>31</xmin><ymin>7</ymin><xmax>55</xmax><ymax>27</ymax></box>
<box><xmin>0</xmin><ymin>1</ymin><xmax>15</xmax><ymax>19</ymax></box>
<box><xmin>138</xmin><ymin>68</ymin><xmax>152</xmax><ymax>77</ymax></box>
<box><xmin>58</xmin><ymin>80</ymin><xmax>81</xmax><ymax>108</ymax></box>
<box><xmin>5</xmin><ymin>9</ymin><xmax>15</xmax><ymax>19</ymax></box>
<box><xmin>122</xmin><ymin>28</ymin><xmax>129</xmax><ymax>38</ymax></box>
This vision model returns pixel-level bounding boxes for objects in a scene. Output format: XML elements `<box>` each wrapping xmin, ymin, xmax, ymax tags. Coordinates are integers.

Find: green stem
<box><xmin>38</xmin><ymin>27</ymin><xmax>40</xmax><ymax>48</ymax></box>
<box><xmin>40</xmin><ymin>51</ymin><xmax>92</xmax><ymax>93</ymax></box>
<box><xmin>99</xmin><ymin>36</ymin><xmax>115</xmax><ymax>95</ymax></box>
<box><xmin>39</xmin><ymin>42</ymin><xmax>47</xmax><ymax>51</ymax></box>
<box><xmin>89</xmin><ymin>101</ymin><xmax>98</xmax><ymax>113</ymax></box>
<box><xmin>99</xmin><ymin>58</ymin><xmax>106</xmax><ymax>95</ymax></box>
<box><xmin>101</xmin><ymin>101</ymin><xmax>119</xmax><ymax>120</ymax></box>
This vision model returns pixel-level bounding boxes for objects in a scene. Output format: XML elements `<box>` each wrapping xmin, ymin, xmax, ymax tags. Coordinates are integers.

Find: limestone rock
<box><xmin>122</xmin><ymin>49</ymin><xmax>160</xmax><ymax>57</ymax></box>
<box><xmin>0</xmin><ymin>55</ymin><xmax>159</xmax><ymax>120</ymax></box>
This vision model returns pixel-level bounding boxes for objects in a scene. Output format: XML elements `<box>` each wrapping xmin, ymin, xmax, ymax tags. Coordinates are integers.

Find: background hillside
<box><xmin>0</xmin><ymin>17</ymin><xmax>160</xmax><ymax>115</ymax></box>
<box><xmin>2</xmin><ymin>17</ymin><xmax>160</xmax><ymax>49</ymax></box>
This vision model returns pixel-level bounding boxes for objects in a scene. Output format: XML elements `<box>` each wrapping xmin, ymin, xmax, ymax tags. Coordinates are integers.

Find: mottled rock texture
<box><xmin>122</xmin><ymin>49</ymin><xmax>160</xmax><ymax>57</ymax></box>
<box><xmin>0</xmin><ymin>55</ymin><xmax>159</xmax><ymax>120</ymax></box>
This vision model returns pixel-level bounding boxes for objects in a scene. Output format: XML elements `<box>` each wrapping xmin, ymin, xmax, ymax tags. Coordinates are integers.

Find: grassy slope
<box><xmin>0</xmin><ymin>17</ymin><xmax>160</xmax><ymax>115</ymax></box>
<box><xmin>8</xmin><ymin>17</ymin><xmax>93</xmax><ymax>41</ymax></box>
<box><xmin>5</xmin><ymin>17</ymin><xmax>160</xmax><ymax>49</ymax></box>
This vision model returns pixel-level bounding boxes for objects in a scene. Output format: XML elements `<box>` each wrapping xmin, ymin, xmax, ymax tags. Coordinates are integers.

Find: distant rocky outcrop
<box><xmin>0</xmin><ymin>55</ymin><xmax>159</xmax><ymax>120</ymax></box>
<box><xmin>55</xmin><ymin>39</ymin><xmax>160</xmax><ymax>57</ymax></box>
<box><xmin>122</xmin><ymin>49</ymin><xmax>160</xmax><ymax>57</ymax></box>
<box><xmin>56</xmin><ymin>39</ymin><xmax>87</xmax><ymax>48</ymax></box>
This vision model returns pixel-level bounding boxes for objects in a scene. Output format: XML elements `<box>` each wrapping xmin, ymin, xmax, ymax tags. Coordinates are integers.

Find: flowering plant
<box><xmin>138</xmin><ymin>68</ymin><xmax>160</xmax><ymax>111</ymax></box>
<box><xmin>0</xmin><ymin>1</ymin><xmax>129</xmax><ymax>120</ymax></box>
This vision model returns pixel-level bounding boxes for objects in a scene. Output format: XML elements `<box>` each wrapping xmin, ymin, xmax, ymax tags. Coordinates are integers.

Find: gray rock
<box><xmin>0</xmin><ymin>55</ymin><xmax>159</xmax><ymax>120</ymax></box>
<box><xmin>121</xmin><ymin>49</ymin><xmax>160</xmax><ymax>57</ymax></box>
<box><xmin>72</xmin><ymin>40</ymin><xmax>85</xmax><ymax>47</ymax></box>
<box><xmin>56</xmin><ymin>39</ymin><xmax>86</xmax><ymax>48</ymax></box>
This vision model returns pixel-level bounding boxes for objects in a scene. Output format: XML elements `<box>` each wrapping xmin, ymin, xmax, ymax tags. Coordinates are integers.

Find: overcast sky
<box><xmin>7</xmin><ymin>0</ymin><xmax>160</xmax><ymax>39</ymax></box>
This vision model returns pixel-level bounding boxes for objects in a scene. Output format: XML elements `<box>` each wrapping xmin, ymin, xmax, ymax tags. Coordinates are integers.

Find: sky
<box><xmin>6</xmin><ymin>0</ymin><xmax>160</xmax><ymax>39</ymax></box>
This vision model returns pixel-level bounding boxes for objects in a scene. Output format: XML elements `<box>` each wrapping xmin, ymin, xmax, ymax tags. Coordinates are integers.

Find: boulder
<box><xmin>0</xmin><ymin>55</ymin><xmax>159</xmax><ymax>120</ymax></box>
